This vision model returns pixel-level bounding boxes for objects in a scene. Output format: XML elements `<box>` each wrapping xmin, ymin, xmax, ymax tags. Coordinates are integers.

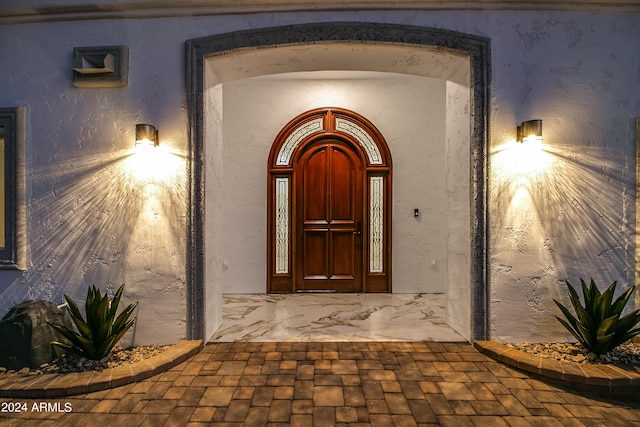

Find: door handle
<box><xmin>353</xmin><ymin>220</ymin><xmax>361</xmax><ymax>235</ymax></box>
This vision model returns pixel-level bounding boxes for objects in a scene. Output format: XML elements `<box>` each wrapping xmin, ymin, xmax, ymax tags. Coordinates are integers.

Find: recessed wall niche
<box><xmin>72</xmin><ymin>46</ymin><xmax>129</xmax><ymax>88</ymax></box>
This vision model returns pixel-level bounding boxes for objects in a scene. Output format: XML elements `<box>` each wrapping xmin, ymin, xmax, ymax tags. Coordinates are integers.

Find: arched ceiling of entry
<box><xmin>205</xmin><ymin>42</ymin><xmax>470</xmax><ymax>86</ymax></box>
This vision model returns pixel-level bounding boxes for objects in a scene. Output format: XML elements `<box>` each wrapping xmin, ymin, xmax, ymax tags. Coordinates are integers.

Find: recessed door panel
<box><xmin>330</xmin><ymin>147</ymin><xmax>354</xmax><ymax>221</ymax></box>
<box><xmin>303</xmin><ymin>229</ymin><xmax>328</xmax><ymax>278</ymax></box>
<box><xmin>330</xmin><ymin>230</ymin><xmax>355</xmax><ymax>278</ymax></box>
<box><xmin>304</xmin><ymin>147</ymin><xmax>328</xmax><ymax>222</ymax></box>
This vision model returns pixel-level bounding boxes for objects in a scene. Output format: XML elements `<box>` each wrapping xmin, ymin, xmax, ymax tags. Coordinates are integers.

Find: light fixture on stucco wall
<box><xmin>135</xmin><ymin>124</ymin><xmax>158</xmax><ymax>147</ymax></box>
<box><xmin>516</xmin><ymin>119</ymin><xmax>543</xmax><ymax>143</ymax></box>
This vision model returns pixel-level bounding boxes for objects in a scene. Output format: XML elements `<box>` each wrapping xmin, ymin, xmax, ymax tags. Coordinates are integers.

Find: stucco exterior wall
<box><xmin>0</xmin><ymin>17</ymin><xmax>196</xmax><ymax>346</ymax></box>
<box><xmin>203</xmin><ymin>72</ymin><xmax>224</xmax><ymax>341</ymax></box>
<box><xmin>487</xmin><ymin>14</ymin><xmax>639</xmax><ymax>342</ymax></box>
<box><xmin>220</xmin><ymin>73</ymin><xmax>448</xmax><ymax>295</ymax></box>
<box><xmin>445</xmin><ymin>80</ymin><xmax>472</xmax><ymax>338</ymax></box>
<box><xmin>0</xmin><ymin>9</ymin><xmax>638</xmax><ymax>344</ymax></box>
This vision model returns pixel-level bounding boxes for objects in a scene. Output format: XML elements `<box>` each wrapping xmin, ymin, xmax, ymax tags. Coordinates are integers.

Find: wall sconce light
<box><xmin>135</xmin><ymin>124</ymin><xmax>158</xmax><ymax>147</ymax></box>
<box><xmin>516</xmin><ymin>119</ymin><xmax>542</xmax><ymax>143</ymax></box>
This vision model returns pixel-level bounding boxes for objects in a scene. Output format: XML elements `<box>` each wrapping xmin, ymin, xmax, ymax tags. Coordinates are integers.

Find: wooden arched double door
<box><xmin>268</xmin><ymin>108</ymin><xmax>392</xmax><ymax>293</ymax></box>
<box><xmin>296</xmin><ymin>138</ymin><xmax>364</xmax><ymax>291</ymax></box>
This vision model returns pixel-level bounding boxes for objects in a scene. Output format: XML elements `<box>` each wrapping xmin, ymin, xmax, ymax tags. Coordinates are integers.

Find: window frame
<box><xmin>0</xmin><ymin>107</ymin><xmax>25</xmax><ymax>270</ymax></box>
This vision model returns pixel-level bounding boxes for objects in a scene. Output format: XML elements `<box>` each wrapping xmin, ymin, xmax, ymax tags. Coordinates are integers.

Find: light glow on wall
<box><xmin>124</xmin><ymin>144</ymin><xmax>183</xmax><ymax>184</ymax></box>
<box><xmin>309</xmin><ymin>84</ymin><xmax>349</xmax><ymax>107</ymax></box>
<box><xmin>490</xmin><ymin>125</ymin><xmax>634</xmax><ymax>341</ymax></box>
<box><xmin>492</xmin><ymin>138</ymin><xmax>554</xmax><ymax>181</ymax></box>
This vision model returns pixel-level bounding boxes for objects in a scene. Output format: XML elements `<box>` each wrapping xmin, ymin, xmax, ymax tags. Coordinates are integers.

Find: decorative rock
<box><xmin>0</xmin><ymin>345</ymin><xmax>170</xmax><ymax>375</ymax></box>
<box><xmin>507</xmin><ymin>341</ymin><xmax>640</xmax><ymax>365</ymax></box>
<box><xmin>0</xmin><ymin>300</ymin><xmax>73</xmax><ymax>370</ymax></box>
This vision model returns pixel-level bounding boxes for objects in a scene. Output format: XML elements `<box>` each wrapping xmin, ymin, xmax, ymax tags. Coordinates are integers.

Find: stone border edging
<box><xmin>0</xmin><ymin>339</ymin><xmax>203</xmax><ymax>398</ymax></box>
<box><xmin>474</xmin><ymin>340</ymin><xmax>640</xmax><ymax>396</ymax></box>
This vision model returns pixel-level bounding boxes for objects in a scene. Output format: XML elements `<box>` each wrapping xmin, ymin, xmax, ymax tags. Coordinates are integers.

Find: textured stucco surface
<box><xmin>0</xmin><ymin>18</ymin><xmax>195</xmax><ymax>345</ymax></box>
<box><xmin>445</xmin><ymin>80</ymin><xmax>472</xmax><ymax>339</ymax></box>
<box><xmin>203</xmin><ymin>78</ymin><xmax>224</xmax><ymax>341</ymax></box>
<box><xmin>0</xmin><ymin>10</ymin><xmax>638</xmax><ymax>344</ymax></box>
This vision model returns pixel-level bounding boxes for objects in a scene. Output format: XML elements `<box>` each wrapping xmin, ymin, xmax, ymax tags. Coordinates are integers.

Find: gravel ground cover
<box><xmin>508</xmin><ymin>341</ymin><xmax>640</xmax><ymax>364</ymax></box>
<box><xmin>0</xmin><ymin>345</ymin><xmax>170</xmax><ymax>375</ymax></box>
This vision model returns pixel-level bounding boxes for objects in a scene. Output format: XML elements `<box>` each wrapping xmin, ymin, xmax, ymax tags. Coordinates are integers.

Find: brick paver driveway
<box><xmin>1</xmin><ymin>342</ymin><xmax>639</xmax><ymax>426</ymax></box>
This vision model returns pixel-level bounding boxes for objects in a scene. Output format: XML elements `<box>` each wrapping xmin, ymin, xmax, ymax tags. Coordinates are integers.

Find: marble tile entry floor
<box><xmin>209</xmin><ymin>293</ymin><xmax>466</xmax><ymax>342</ymax></box>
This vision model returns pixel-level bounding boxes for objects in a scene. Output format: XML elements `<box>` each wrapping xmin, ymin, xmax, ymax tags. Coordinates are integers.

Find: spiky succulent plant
<box><xmin>49</xmin><ymin>284</ymin><xmax>137</xmax><ymax>360</ymax></box>
<box><xmin>554</xmin><ymin>278</ymin><xmax>640</xmax><ymax>356</ymax></box>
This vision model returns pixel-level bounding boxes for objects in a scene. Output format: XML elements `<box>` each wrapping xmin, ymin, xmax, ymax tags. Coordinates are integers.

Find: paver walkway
<box><xmin>1</xmin><ymin>341</ymin><xmax>639</xmax><ymax>426</ymax></box>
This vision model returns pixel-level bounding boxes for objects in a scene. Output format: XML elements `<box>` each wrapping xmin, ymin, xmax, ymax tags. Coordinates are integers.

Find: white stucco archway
<box><xmin>186</xmin><ymin>23</ymin><xmax>490</xmax><ymax>342</ymax></box>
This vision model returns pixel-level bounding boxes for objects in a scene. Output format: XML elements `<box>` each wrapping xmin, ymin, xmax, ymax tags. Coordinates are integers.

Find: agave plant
<box><xmin>554</xmin><ymin>278</ymin><xmax>640</xmax><ymax>356</ymax></box>
<box><xmin>49</xmin><ymin>284</ymin><xmax>138</xmax><ymax>360</ymax></box>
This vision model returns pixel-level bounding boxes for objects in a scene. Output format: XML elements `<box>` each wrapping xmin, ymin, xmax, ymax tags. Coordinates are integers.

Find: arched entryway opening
<box><xmin>186</xmin><ymin>22</ymin><xmax>490</xmax><ymax>342</ymax></box>
<box><xmin>268</xmin><ymin>108</ymin><xmax>392</xmax><ymax>293</ymax></box>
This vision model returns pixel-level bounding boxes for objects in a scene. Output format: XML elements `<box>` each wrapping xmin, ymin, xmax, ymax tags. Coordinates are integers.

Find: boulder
<box><xmin>0</xmin><ymin>300</ymin><xmax>73</xmax><ymax>370</ymax></box>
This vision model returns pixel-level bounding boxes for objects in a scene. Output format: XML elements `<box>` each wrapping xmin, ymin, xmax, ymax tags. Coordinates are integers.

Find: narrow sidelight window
<box><xmin>0</xmin><ymin>108</ymin><xmax>25</xmax><ymax>269</ymax></box>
